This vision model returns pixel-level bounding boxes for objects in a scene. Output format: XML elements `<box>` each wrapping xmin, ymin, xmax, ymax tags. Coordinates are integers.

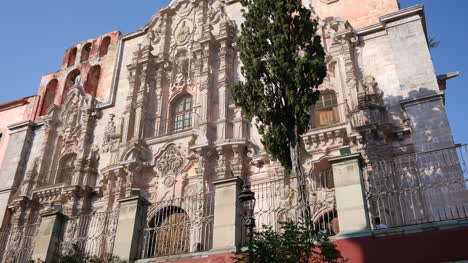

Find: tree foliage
<box><xmin>231</xmin><ymin>0</ymin><xmax>327</xmax><ymax>174</ymax></box>
<box><xmin>233</xmin><ymin>221</ymin><xmax>346</xmax><ymax>263</ymax></box>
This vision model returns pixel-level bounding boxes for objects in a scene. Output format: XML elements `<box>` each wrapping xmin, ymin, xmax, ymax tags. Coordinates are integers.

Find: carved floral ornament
<box><xmin>155</xmin><ymin>146</ymin><xmax>184</xmax><ymax>174</ymax></box>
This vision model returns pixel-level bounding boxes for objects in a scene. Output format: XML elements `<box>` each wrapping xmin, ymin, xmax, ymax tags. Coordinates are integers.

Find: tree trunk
<box><xmin>289</xmin><ymin>127</ymin><xmax>311</xmax><ymax>223</ymax></box>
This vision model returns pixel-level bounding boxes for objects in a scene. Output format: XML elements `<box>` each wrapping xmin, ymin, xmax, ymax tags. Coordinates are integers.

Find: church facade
<box><xmin>0</xmin><ymin>0</ymin><xmax>467</xmax><ymax>262</ymax></box>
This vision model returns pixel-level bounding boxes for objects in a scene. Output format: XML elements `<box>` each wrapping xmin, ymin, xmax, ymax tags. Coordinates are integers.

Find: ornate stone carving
<box><xmin>156</xmin><ymin>146</ymin><xmax>184</xmax><ymax>174</ymax></box>
<box><xmin>102</xmin><ymin>114</ymin><xmax>120</xmax><ymax>153</ymax></box>
<box><xmin>174</xmin><ymin>19</ymin><xmax>194</xmax><ymax>45</ymax></box>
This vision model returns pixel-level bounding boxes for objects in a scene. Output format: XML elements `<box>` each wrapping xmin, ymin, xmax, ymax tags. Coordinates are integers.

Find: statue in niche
<box><xmin>171</xmin><ymin>54</ymin><xmax>189</xmax><ymax>90</ymax></box>
<box><xmin>175</xmin><ymin>20</ymin><xmax>192</xmax><ymax>44</ymax></box>
<box><xmin>362</xmin><ymin>75</ymin><xmax>383</xmax><ymax>97</ymax></box>
<box><xmin>74</xmin><ymin>74</ymin><xmax>81</xmax><ymax>86</ymax></box>
<box><xmin>67</xmin><ymin>112</ymin><xmax>78</xmax><ymax>128</ymax></box>
<box><xmin>209</xmin><ymin>0</ymin><xmax>227</xmax><ymax>24</ymax></box>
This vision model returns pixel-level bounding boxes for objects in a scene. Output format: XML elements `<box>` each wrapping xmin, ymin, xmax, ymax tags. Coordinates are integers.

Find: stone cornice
<box><xmin>7</xmin><ymin>120</ymin><xmax>34</xmax><ymax>132</ymax></box>
<box><xmin>0</xmin><ymin>95</ymin><xmax>36</xmax><ymax>112</ymax></box>
<box><xmin>400</xmin><ymin>91</ymin><xmax>445</xmax><ymax>108</ymax></box>
<box><xmin>356</xmin><ymin>5</ymin><xmax>426</xmax><ymax>36</ymax></box>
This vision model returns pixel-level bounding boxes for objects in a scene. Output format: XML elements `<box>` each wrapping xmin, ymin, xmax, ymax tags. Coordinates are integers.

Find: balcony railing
<box><xmin>364</xmin><ymin>145</ymin><xmax>468</xmax><ymax>230</ymax></box>
<box><xmin>0</xmin><ymin>220</ymin><xmax>41</xmax><ymax>263</ymax></box>
<box><xmin>140</xmin><ymin>192</ymin><xmax>215</xmax><ymax>259</ymax></box>
<box><xmin>58</xmin><ymin>210</ymin><xmax>119</xmax><ymax>259</ymax></box>
<box><xmin>244</xmin><ymin>170</ymin><xmax>338</xmax><ymax>242</ymax></box>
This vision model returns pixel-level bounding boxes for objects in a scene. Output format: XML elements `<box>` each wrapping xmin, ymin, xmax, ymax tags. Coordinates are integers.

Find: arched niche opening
<box><xmin>145</xmin><ymin>206</ymin><xmax>191</xmax><ymax>257</ymax></box>
<box><xmin>67</xmin><ymin>47</ymin><xmax>78</xmax><ymax>67</ymax></box>
<box><xmin>40</xmin><ymin>79</ymin><xmax>58</xmax><ymax>116</ymax></box>
<box><xmin>311</xmin><ymin>90</ymin><xmax>339</xmax><ymax>128</ymax></box>
<box><xmin>99</xmin><ymin>36</ymin><xmax>111</xmax><ymax>56</ymax></box>
<box><xmin>55</xmin><ymin>153</ymin><xmax>77</xmax><ymax>185</ymax></box>
<box><xmin>80</xmin><ymin>43</ymin><xmax>92</xmax><ymax>63</ymax></box>
<box><xmin>62</xmin><ymin>69</ymin><xmax>81</xmax><ymax>104</ymax></box>
<box><xmin>172</xmin><ymin>94</ymin><xmax>193</xmax><ymax>132</ymax></box>
<box><xmin>85</xmin><ymin>65</ymin><xmax>101</xmax><ymax>97</ymax></box>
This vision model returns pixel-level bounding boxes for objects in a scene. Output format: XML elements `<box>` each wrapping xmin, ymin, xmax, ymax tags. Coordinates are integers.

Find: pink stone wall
<box><xmin>0</xmin><ymin>99</ymin><xmax>32</xmax><ymax>169</ymax></box>
<box><xmin>312</xmin><ymin>0</ymin><xmax>400</xmax><ymax>29</ymax></box>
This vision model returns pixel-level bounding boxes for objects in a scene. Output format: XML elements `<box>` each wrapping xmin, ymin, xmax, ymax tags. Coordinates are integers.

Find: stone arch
<box><xmin>85</xmin><ymin>65</ymin><xmax>101</xmax><ymax>97</ymax></box>
<box><xmin>145</xmin><ymin>206</ymin><xmax>191</xmax><ymax>257</ymax></box>
<box><xmin>55</xmin><ymin>153</ymin><xmax>77</xmax><ymax>184</ymax></box>
<box><xmin>62</xmin><ymin>69</ymin><xmax>81</xmax><ymax>104</ymax></box>
<box><xmin>312</xmin><ymin>209</ymin><xmax>339</xmax><ymax>235</ymax></box>
<box><xmin>80</xmin><ymin>43</ymin><xmax>92</xmax><ymax>62</ymax></box>
<box><xmin>67</xmin><ymin>47</ymin><xmax>77</xmax><ymax>67</ymax></box>
<box><xmin>99</xmin><ymin>36</ymin><xmax>111</xmax><ymax>56</ymax></box>
<box><xmin>40</xmin><ymin>79</ymin><xmax>58</xmax><ymax>116</ymax></box>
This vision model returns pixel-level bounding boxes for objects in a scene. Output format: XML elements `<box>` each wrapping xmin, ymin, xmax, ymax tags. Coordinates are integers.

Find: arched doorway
<box><xmin>146</xmin><ymin>206</ymin><xmax>190</xmax><ymax>257</ymax></box>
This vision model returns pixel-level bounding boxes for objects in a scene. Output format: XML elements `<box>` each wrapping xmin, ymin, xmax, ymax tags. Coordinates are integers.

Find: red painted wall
<box><xmin>154</xmin><ymin>226</ymin><xmax>468</xmax><ymax>263</ymax></box>
<box><xmin>335</xmin><ymin>226</ymin><xmax>468</xmax><ymax>263</ymax></box>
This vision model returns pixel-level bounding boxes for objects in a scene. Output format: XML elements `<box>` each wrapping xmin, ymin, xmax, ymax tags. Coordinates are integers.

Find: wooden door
<box><xmin>155</xmin><ymin>212</ymin><xmax>190</xmax><ymax>256</ymax></box>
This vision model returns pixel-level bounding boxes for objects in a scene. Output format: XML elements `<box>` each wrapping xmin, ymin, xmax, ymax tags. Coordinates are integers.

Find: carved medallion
<box><xmin>174</xmin><ymin>19</ymin><xmax>193</xmax><ymax>45</ymax></box>
<box><xmin>163</xmin><ymin>176</ymin><xmax>176</xmax><ymax>187</ymax></box>
<box><xmin>156</xmin><ymin>146</ymin><xmax>184</xmax><ymax>174</ymax></box>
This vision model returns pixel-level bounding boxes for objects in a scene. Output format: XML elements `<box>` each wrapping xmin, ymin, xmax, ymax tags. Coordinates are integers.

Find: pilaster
<box><xmin>211</xmin><ymin>176</ymin><xmax>243</xmax><ymax>253</ymax></box>
<box><xmin>112</xmin><ymin>194</ymin><xmax>150</xmax><ymax>262</ymax></box>
<box><xmin>329</xmin><ymin>153</ymin><xmax>371</xmax><ymax>239</ymax></box>
<box><xmin>31</xmin><ymin>210</ymin><xmax>65</xmax><ymax>263</ymax></box>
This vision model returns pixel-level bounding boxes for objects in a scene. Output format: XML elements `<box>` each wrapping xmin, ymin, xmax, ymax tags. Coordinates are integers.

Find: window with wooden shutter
<box><xmin>312</xmin><ymin>91</ymin><xmax>340</xmax><ymax>128</ymax></box>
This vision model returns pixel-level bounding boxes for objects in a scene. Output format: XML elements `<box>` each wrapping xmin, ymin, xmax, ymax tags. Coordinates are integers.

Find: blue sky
<box><xmin>0</xmin><ymin>0</ymin><xmax>466</xmax><ymax>143</ymax></box>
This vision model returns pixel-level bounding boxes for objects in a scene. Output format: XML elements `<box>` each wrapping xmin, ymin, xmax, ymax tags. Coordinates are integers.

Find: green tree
<box><xmin>231</xmin><ymin>0</ymin><xmax>327</xmax><ymax>218</ymax></box>
<box><xmin>233</xmin><ymin>221</ymin><xmax>346</xmax><ymax>263</ymax></box>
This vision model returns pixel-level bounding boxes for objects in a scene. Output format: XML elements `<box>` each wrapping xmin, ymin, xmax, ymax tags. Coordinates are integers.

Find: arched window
<box><xmin>85</xmin><ymin>65</ymin><xmax>101</xmax><ymax>97</ymax></box>
<box><xmin>80</xmin><ymin>43</ymin><xmax>92</xmax><ymax>62</ymax></box>
<box><xmin>40</xmin><ymin>79</ymin><xmax>58</xmax><ymax>116</ymax></box>
<box><xmin>99</xmin><ymin>36</ymin><xmax>111</xmax><ymax>56</ymax></box>
<box><xmin>315</xmin><ymin>210</ymin><xmax>339</xmax><ymax>236</ymax></box>
<box><xmin>173</xmin><ymin>95</ymin><xmax>193</xmax><ymax>132</ymax></box>
<box><xmin>67</xmin><ymin>47</ymin><xmax>77</xmax><ymax>67</ymax></box>
<box><xmin>62</xmin><ymin>69</ymin><xmax>81</xmax><ymax>104</ymax></box>
<box><xmin>56</xmin><ymin>154</ymin><xmax>76</xmax><ymax>184</ymax></box>
<box><xmin>312</xmin><ymin>91</ymin><xmax>339</xmax><ymax>128</ymax></box>
<box><xmin>145</xmin><ymin>207</ymin><xmax>190</xmax><ymax>257</ymax></box>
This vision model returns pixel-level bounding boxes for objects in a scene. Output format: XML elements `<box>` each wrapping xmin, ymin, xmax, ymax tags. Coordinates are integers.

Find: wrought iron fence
<box><xmin>0</xmin><ymin>220</ymin><xmax>41</xmax><ymax>263</ymax></box>
<box><xmin>244</xmin><ymin>170</ymin><xmax>338</xmax><ymax>242</ymax></box>
<box><xmin>141</xmin><ymin>192</ymin><xmax>214</xmax><ymax>259</ymax></box>
<box><xmin>365</xmin><ymin>145</ymin><xmax>468</xmax><ymax>230</ymax></box>
<box><xmin>58</xmin><ymin>210</ymin><xmax>119</xmax><ymax>259</ymax></box>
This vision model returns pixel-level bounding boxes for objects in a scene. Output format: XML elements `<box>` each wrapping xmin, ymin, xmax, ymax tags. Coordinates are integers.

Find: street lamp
<box><xmin>238</xmin><ymin>183</ymin><xmax>256</xmax><ymax>263</ymax></box>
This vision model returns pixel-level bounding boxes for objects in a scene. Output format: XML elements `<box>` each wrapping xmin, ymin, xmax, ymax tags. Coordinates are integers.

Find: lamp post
<box><xmin>238</xmin><ymin>183</ymin><xmax>256</xmax><ymax>263</ymax></box>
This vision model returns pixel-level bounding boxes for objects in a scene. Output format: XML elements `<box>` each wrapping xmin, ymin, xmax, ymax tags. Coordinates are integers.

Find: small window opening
<box><xmin>80</xmin><ymin>43</ymin><xmax>92</xmax><ymax>62</ymax></box>
<box><xmin>67</xmin><ymin>47</ymin><xmax>77</xmax><ymax>67</ymax></box>
<box><xmin>40</xmin><ymin>79</ymin><xmax>58</xmax><ymax>116</ymax></box>
<box><xmin>99</xmin><ymin>36</ymin><xmax>111</xmax><ymax>56</ymax></box>
<box><xmin>85</xmin><ymin>65</ymin><xmax>101</xmax><ymax>97</ymax></box>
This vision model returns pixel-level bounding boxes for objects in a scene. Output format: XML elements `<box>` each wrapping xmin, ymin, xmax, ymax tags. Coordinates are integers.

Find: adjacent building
<box><xmin>0</xmin><ymin>0</ymin><xmax>467</xmax><ymax>262</ymax></box>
